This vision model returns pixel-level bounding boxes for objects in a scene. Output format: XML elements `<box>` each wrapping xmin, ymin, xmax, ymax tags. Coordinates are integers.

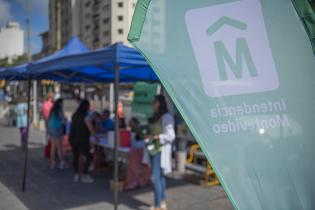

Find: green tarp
<box><xmin>132</xmin><ymin>82</ymin><xmax>159</xmax><ymax>124</ymax></box>
<box><xmin>128</xmin><ymin>0</ymin><xmax>315</xmax><ymax>209</ymax></box>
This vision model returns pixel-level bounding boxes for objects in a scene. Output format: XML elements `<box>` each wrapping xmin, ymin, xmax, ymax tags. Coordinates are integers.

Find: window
<box><xmin>118</xmin><ymin>29</ymin><xmax>123</xmax><ymax>34</ymax></box>
<box><xmin>85</xmin><ymin>1</ymin><xmax>91</xmax><ymax>7</ymax></box>
<box><xmin>103</xmin><ymin>31</ymin><xmax>109</xmax><ymax>37</ymax></box>
<box><xmin>103</xmin><ymin>18</ymin><xmax>109</xmax><ymax>24</ymax></box>
<box><xmin>85</xmin><ymin>13</ymin><xmax>91</xmax><ymax>19</ymax></box>
<box><xmin>153</xmin><ymin>45</ymin><xmax>160</xmax><ymax>51</ymax></box>
<box><xmin>85</xmin><ymin>25</ymin><xmax>91</xmax><ymax>30</ymax></box>
<box><xmin>92</xmin><ymin>14</ymin><xmax>100</xmax><ymax>20</ymax></box>
<box><xmin>153</xmin><ymin>7</ymin><xmax>160</xmax><ymax>13</ymax></box>
<box><xmin>118</xmin><ymin>16</ymin><xmax>123</xmax><ymax>21</ymax></box>
<box><xmin>93</xmin><ymin>25</ymin><xmax>100</xmax><ymax>31</ymax></box>
<box><xmin>153</xmin><ymin>32</ymin><xmax>160</xmax><ymax>38</ymax></box>
<box><xmin>118</xmin><ymin>2</ymin><xmax>123</xmax><ymax>8</ymax></box>
<box><xmin>152</xmin><ymin>20</ymin><xmax>160</xmax><ymax>25</ymax></box>
<box><xmin>103</xmin><ymin>4</ymin><xmax>110</xmax><ymax>11</ymax></box>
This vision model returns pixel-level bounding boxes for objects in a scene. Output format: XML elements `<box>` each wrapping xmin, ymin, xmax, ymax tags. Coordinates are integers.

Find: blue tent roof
<box><xmin>31</xmin><ymin>36</ymin><xmax>89</xmax><ymax>66</ymax></box>
<box><xmin>0</xmin><ymin>41</ymin><xmax>158</xmax><ymax>83</ymax></box>
<box><xmin>29</xmin><ymin>43</ymin><xmax>158</xmax><ymax>82</ymax></box>
<box><xmin>0</xmin><ymin>64</ymin><xmax>28</xmax><ymax>80</ymax></box>
<box><xmin>0</xmin><ymin>36</ymin><xmax>89</xmax><ymax>81</ymax></box>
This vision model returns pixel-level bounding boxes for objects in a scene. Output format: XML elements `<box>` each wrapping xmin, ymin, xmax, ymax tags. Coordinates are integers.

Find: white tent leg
<box><xmin>109</xmin><ymin>83</ymin><xmax>114</xmax><ymax>115</ymax></box>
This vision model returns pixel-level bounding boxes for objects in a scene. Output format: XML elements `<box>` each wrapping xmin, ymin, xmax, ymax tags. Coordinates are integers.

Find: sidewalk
<box><xmin>0</xmin><ymin>182</ymin><xmax>28</xmax><ymax>210</ymax></box>
<box><xmin>0</xmin><ymin>126</ymin><xmax>233</xmax><ymax>210</ymax></box>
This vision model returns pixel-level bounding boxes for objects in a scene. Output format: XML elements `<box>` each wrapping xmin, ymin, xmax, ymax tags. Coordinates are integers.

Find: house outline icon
<box><xmin>206</xmin><ymin>16</ymin><xmax>247</xmax><ymax>36</ymax></box>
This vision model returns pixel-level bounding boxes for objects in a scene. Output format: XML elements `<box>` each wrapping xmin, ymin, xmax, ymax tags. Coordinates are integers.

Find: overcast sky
<box><xmin>0</xmin><ymin>0</ymin><xmax>48</xmax><ymax>54</ymax></box>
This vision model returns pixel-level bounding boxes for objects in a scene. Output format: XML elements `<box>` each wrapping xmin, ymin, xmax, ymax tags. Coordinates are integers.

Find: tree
<box><xmin>0</xmin><ymin>54</ymin><xmax>29</xmax><ymax>68</ymax></box>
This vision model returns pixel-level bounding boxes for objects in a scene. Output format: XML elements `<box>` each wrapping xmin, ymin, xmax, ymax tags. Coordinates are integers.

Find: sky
<box><xmin>0</xmin><ymin>0</ymin><xmax>48</xmax><ymax>54</ymax></box>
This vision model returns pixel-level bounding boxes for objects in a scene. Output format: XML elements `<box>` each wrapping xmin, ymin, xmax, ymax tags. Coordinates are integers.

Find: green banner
<box><xmin>132</xmin><ymin>82</ymin><xmax>159</xmax><ymax>124</ymax></box>
<box><xmin>129</xmin><ymin>0</ymin><xmax>315</xmax><ymax>209</ymax></box>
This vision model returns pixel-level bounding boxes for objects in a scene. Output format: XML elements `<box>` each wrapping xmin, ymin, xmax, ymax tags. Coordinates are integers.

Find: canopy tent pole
<box><xmin>101</xmin><ymin>84</ymin><xmax>105</xmax><ymax>110</ymax></box>
<box><xmin>22</xmin><ymin>0</ymin><xmax>32</xmax><ymax>192</ymax></box>
<box><xmin>32</xmin><ymin>81</ymin><xmax>38</xmax><ymax>126</ymax></box>
<box><xmin>109</xmin><ymin>83</ymin><xmax>114</xmax><ymax>115</ymax></box>
<box><xmin>113</xmin><ymin>64</ymin><xmax>120</xmax><ymax>210</ymax></box>
<box><xmin>22</xmin><ymin>76</ymin><xmax>31</xmax><ymax>192</ymax></box>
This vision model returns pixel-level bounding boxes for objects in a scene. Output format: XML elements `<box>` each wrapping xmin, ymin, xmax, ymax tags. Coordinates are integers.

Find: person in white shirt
<box><xmin>15</xmin><ymin>97</ymin><xmax>28</xmax><ymax>149</ymax></box>
<box><xmin>147</xmin><ymin>94</ymin><xmax>175</xmax><ymax>210</ymax></box>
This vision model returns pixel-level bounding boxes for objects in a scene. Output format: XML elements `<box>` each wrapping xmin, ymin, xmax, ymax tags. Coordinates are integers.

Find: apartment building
<box><xmin>47</xmin><ymin>0</ymin><xmax>137</xmax><ymax>51</ymax></box>
<box><xmin>48</xmin><ymin>0</ymin><xmax>81</xmax><ymax>51</ymax></box>
<box><xmin>139</xmin><ymin>0</ymin><xmax>165</xmax><ymax>54</ymax></box>
<box><xmin>0</xmin><ymin>22</ymin><xmax>24</xmax><ymax>61</ymax></box>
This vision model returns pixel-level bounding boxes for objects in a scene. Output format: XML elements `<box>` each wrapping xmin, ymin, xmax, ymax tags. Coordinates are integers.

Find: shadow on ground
<box><xmin>0</xmin><ymin>127</ymin><xmax>233</xmax><ymax>210</ymax></box>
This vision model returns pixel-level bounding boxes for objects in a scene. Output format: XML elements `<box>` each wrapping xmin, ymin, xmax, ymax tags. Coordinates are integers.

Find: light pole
<box><xmin>22</xmin><ymin>0</ymin><xmax>32</xmax><ymax>192</ymax></box>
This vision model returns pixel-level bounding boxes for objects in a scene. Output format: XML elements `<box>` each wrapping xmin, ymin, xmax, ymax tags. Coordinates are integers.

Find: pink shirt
<box><xmin>42</xmin><ymin>99</ymin><xmax>53</xmax><ymax>120</ymax></box>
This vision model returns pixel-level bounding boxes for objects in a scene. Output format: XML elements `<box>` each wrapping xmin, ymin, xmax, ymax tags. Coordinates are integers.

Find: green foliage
<box><xmin>0</xmin><ymin>54</ymin><xmax>29</xmax><ymax>67</ymax></box>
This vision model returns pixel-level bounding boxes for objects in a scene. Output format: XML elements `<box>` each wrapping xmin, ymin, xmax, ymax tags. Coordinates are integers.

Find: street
<box><xmin>0</xmin><ymin>126</ymin><xmax>233</xmax><ymax>210</ymax></box>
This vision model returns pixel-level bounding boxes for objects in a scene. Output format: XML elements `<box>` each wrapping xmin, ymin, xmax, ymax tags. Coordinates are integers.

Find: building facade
<box><xmin>139</xmin><ymin>0</ymin><xmax>165</xmax><ymax>54</ymax></box>
<box><xmin>48</xmin><ymin>0</ymin><xmax>80</xmax><ymax>51</ymax></box>
<box><xmin>47</xmin><ymin>0</ymin><xmax>137</xmax><ymax>52</ymax></box>
<box><xmin>39</xmin><ymin>31</ymin><xmax>50</xmax><ymax>56</ymax></box>
<box><xmin>0</xmin><ymin>22</ymin><xmax>24</xmax><ymax>61</ymax></box>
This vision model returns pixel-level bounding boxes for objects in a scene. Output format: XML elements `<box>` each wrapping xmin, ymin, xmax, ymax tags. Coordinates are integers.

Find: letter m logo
<box><xmin>214</xmin><ymin>38</ymin><xmax>258</xmax><ymax>81</ymax></box>
<box><xmin>207</xmin><ymin>17</ymin><xmax>257</xmax><ymax>81</ymax></box>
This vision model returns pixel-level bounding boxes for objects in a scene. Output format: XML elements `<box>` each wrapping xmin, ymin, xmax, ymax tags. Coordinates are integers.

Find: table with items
<box><xmin>92</xmin><ymin>130</ymin><xmax>151</xmax><ymax>190</ymax></box>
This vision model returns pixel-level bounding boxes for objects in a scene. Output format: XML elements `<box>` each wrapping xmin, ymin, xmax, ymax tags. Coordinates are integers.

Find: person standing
<box><xmin>147</xmin><ymin>95</ymin><xmax>175</xmax><ymax>210</ymax></box>
<box><xmin>15</xmin><ymin>96</ymin><xmax>29</xmax><ymax>149</ymax></box>
<box><xmin>41</xmin><ymin>93</ymin><xmax>53</xmax><ymax>142</ymax></box>
<box><xmin>129</xmin><ymin>117</ymin><xmax>144</xmax><ymax>141</ymax></box>
<box><xmin>69</xmin><ymin>99</ymin><xmax>95</xmax><ymax>183</ymax></box>
<box><xmin>47</xmin><ymin>98</ymin><xmax>66</xmax><ymax>169</ymax></box>
<box><xmin>101</xmin><ymin>109</ymin><xmax>114</xmax><ymax>132</ymax></box>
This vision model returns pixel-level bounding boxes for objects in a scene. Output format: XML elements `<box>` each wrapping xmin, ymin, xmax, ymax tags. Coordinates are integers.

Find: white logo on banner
<box><xmin>185</xmin><ymin>0</ymin><xmax>279</xmax><ymax>97</ymax></box>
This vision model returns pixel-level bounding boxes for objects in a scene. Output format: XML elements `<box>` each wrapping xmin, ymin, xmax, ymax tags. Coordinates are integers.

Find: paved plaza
<box><xmin>0</xmin><ymin>126</ymin><xmax>233</xmax><ymax>210</ymax></box>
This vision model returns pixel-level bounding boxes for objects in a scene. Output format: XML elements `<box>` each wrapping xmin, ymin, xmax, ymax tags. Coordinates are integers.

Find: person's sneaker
<box><xmin>59</xmin><ymin>161</ymin><xmax>69</xmax><ymax>170</ymax></box>
<box><xmin>50</xmin><ymin>162</ymin><xmax>56</xmax><ymax>170</ymax></box>
<box><xmin>59</xmin><ymin>161</ymin><xmax>65</xmax><ymax>170</ymax></box>
<box><xmin>74</xmin><ymin>174</ymin><xmax>80</xmax><ymax>182</ymax></box>
<box><xmin>160</xmin><ymin>202</ymin><xmax>167</xmax><ymax>210</ymax></box>
<box><xmin>81</xmin><ymin>175</ymin><xmax>94</xmax><ymax>183</ymax></box>
<box><xmin>88</xmin><ymin>164</ymin><xmax>94</xmax><ymax>172</ymax></box>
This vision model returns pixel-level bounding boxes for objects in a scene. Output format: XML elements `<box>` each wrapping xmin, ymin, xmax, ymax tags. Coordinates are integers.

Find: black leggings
<box><xmin>71</xmin><ymin>143</ymin><xmax>91</xmax><ymax>174</ymax></box>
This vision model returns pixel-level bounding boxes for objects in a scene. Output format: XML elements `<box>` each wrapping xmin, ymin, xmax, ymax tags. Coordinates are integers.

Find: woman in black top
<box><xmin>69</xmin><ymin>99</ymin><xmax>95</xmax><ymax>183</ymax></box>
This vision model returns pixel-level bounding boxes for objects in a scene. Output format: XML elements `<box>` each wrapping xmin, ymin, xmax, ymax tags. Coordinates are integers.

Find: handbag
<box><xmin>146</xmin><ymin>117</ymin><xmax>163</xmax><ymax>156</ymax></box>
<box><xmin>145</xmin><ymin>138</ymin><xmax>162</xmax><ymax>156</ymax></box>
<box><xmin>44</xmin><ymin>140</ymin><xmax>51</xmax><ymax>159</ymax></box>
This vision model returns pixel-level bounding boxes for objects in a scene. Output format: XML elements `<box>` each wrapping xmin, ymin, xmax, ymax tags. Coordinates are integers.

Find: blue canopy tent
<box><xmin>0</xmin><ymin>64</ymin><xmax>28</xmax><ymax>80</ymax></box>
<box><xmin>0</xmin><ymin>42</ymin><xmax>158</xmax><ymax>83</ymax></box>
<box><xmin>28</xmin><ymin>43</ymin><xmax>158</xmax><ymax>82</ymax></box>
<box><xmin>5</xmin><ymin>40</ymin><xmax>158</xmax><ymax>210</ymax></box>
<box><xmin>0</xmin><ymin>36</ymin><xmax>90</xmax><ymax>81</ymax></box>
<box><xmin>27</xmin><ymin>43</ymin><xmax>159</xmax><ymax>209</ymax></box>
<box><xmin>29</xmin><ymin>43</ymin><xmax>158</xmax><ymax>209</ymax></box>
<box><xmin>0</xmin><ymin>37</ymin><xmax>94</xmax><ymax>193</ymax></box>
<box><xmin>33</xmin><ymin>36</ymin><xmax>89</xmax><ymax>64</ymax></box>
